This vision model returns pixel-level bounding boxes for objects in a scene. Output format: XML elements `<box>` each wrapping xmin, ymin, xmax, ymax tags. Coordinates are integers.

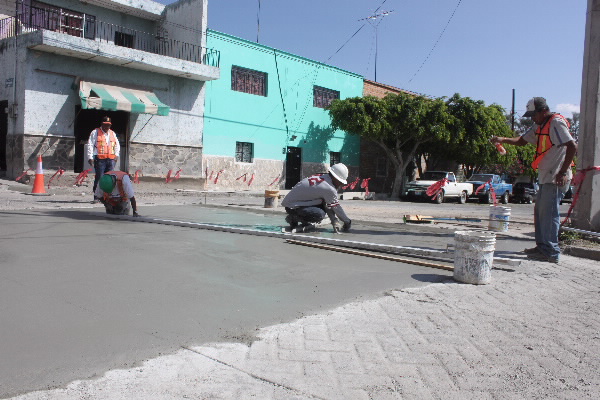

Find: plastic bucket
<box><xmin>488</xmin><ymin>206</ymin><xmax>511</xmax><ymax>232</ymax></box>
<box><xmin>264</xmin><ymin>190</ymin><xmax>279</xmax><ymax>208</ymax></box>
<box><xmin>453</xmin><ymin>230</ymin><xmax>496</xmax><ymax>285</ymax></box>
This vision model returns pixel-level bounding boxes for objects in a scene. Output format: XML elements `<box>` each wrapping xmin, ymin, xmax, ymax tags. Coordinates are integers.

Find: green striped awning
<box><xmin>79</xmin><ymin>81</ymin><xmax>170</xmax><ymax>116</ymax></box>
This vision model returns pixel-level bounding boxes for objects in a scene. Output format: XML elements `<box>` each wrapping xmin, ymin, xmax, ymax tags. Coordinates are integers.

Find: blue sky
<box><xmin>160</xmin><ymin>0</ymin><xmax>586</xmax><ymax>118</ymax></box>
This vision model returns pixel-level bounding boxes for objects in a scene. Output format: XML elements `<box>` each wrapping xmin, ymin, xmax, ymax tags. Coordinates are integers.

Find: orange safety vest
<box><xmin>95</xmin><ymin>128</ymin><xmax>118</xmax><ymax>160</ymax></box>
<box><xmin>531</xmin><ymin>113</ymin><xmax>571</xmax><ymax>170</ymax></box>
<box><xmin>102</xmin><ymin>171</ymin><xmax>130</xmax><ymax>206</ymax></box>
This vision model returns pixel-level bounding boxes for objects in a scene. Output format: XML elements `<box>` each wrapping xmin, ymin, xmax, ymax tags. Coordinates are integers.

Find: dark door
<box><xmin>74</xmin><ymin>108</ymin><xmax>129</xmax><ymax>173</ymax></box>
<box><xmin>285</xmin><ymin>146</ymin><xmax>302</xmax><ymax>189</ymax></box>
<box><xmin>0</xmin><ymin>101</ymin><xmax>7</xmax><ymax>173</ymax></box>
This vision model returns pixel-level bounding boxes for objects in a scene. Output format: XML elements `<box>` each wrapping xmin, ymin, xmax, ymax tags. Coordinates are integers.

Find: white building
<box><xmin>0</xmin><ymin>0</ymin><xmax>219</xmax><ymax>179</ymax></box>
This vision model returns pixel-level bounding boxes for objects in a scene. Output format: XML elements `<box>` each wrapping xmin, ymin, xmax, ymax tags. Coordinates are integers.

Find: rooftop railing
<box><xmin>0</xmin><ymin>5</ymin><xmax>220</xmax><ymax>68</ymax></box>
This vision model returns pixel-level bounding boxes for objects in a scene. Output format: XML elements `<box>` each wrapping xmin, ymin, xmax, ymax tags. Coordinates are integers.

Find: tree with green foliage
<box><xmin>439</xmin><ymin>94</ymin><xmax>515</xmax><ymax>178</ymax></box>
<box><xmin>328</xmin><ymin>92</ymin><xmax>451</xmax><ymax>198</ymax></box>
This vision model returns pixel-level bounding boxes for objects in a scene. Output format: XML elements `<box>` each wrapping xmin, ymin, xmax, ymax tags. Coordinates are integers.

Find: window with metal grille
<box><xmin>313</xmin><ymin>86</ymin><xmax>340</xmax><ymax>109</ymax></box>
<box><xmin>330</xmin><ymin>152</ymin><xmax>341</xmax><ymax>166</ymax></box>
<box><xmin>376</xmin><ymin>157</ymin><xmax>388</xmax><ymax>177</ymax></box>
<box><xmin>236</xmin><ymin>142</ymin><xmax>254</xmax><ymax>163</ymax></box>
<box><xmin>115</xmin><ymin>31</ymin><xmax>135</xmax><ymax>48</ymax></box>
<box><xmin>231</xmin><ymin>66</ymin><xmax>267</xmax><ymax>96</ymax></box>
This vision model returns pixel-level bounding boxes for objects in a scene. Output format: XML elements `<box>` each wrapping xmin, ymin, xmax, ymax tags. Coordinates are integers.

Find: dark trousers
<box><xmin>105</xmin><ymin>201</ymin><xmax>131</xmax><ymax>215</ymax></box>
<box><xmin>285</xmin><ymin>205</ymin><xmax>326</xmax><ymax>225</ymax></box>
<box><xmin>93</xmin><ymin>157</ymin><xmax>116</xmax><ymax>194</ymax></box>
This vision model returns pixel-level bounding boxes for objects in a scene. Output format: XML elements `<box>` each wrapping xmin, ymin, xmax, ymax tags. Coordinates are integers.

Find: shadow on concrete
<box><xmin>411</xmin><ymin>273</ymin><xmax>453</xmax><ymax>283</ymax></box>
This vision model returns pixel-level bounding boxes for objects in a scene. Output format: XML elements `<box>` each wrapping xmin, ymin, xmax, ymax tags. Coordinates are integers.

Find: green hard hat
<box><xmin>99</xmin><ymin>174</ymin><xmax>116</xmax><ymax>193</ymax></box>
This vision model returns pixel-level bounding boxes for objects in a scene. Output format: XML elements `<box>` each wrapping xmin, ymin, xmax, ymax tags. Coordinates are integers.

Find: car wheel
<box><xmin>501</xmin><ymin>192</ymin><xmax>509</xmax><ymax>204</ymax></box>
<box><xmin>486</xmin><ymin>192</ymin><xmax>494</xmax><ymax>204</ymax></box>
<box><xmin>458</xmin><ymin>191</ymin><xmax>467</xmax><ymax>204</ymax></box>
<box><xmin>434</xmin><ymin>191</ymin><xmax>444</xmax><ymax>204</ymax></box>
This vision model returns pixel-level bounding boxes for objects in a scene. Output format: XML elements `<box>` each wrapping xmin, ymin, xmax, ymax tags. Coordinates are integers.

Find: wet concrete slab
<box><xmin>0</xmin><ymin>206</ymin><xmax>460</xmax><ymax>398</ymax></box>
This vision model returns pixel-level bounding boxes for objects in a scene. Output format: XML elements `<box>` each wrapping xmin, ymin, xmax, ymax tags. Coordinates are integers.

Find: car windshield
<box><xmin>469</xmin><ymin>174</ymin><xmax>493</xmax><ymax>182</ymax></box>
<box><xmin>420</xmin><ymin>172</ymin><xmax>447</xmax><ymax>181</ymax></box>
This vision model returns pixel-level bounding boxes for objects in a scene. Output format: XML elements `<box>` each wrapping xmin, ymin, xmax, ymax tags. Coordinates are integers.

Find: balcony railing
<box><xmin>0</xmin><ymin>5</ymin><xmax>220</xmax><ymax>68</ymax></box>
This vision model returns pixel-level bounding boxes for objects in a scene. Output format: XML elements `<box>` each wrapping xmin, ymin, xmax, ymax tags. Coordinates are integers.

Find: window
<box><xmin>231</xmin><ymin>66</ymin><xmax>267</xmax><ymax>96</ymax></box>
<box><xmin>115</xmin><ymin>31</ymin><xmax>135</xmax><ymax>48</ymax></box>
<box><xmin>330</xmin><ymin>152</ymin><xmax>341</xmax><ymax>166</ymax></box>
<box><xmin>313</xmin><ymin>85</ymin><xmax>340</xmax><ymax>109</ymax></box>
<box><xmin>376</xmin><ymin>158</ymin><xmax>388</xmax><ymax>177</ymax></box>
<box><xmin>236</xmin><ymin>142</ymin><xmax>254</xmax><ymax>163</ymax></box>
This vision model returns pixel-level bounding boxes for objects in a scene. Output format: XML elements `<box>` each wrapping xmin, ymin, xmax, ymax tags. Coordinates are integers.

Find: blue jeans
<box><xmin>93</xmin><ymin>157</ymin><xmax>116</xmax><ymax>193</ymax></box>
<box><xmin>534</xmin><ymin>183</ymin><xmax>568</xmax><ymax>259</ymax></box>
<box><xmin>285</xmin><ymin>206</ymin><xmax>326</xmax><ymax>225</ymax></box>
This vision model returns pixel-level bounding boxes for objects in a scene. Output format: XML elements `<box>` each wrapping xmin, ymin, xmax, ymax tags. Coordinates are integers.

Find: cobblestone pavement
<box><xmin>3</xmin><ymin>177</ymin><xmax>600</xmax><ymax>399</ymax></box>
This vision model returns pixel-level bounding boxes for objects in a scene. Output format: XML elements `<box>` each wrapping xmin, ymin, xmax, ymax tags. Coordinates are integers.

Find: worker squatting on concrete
<box><xmin>281</xmin><ymin>163</ymin><xmax>352</xmax><ymax>233</ymax></box>
<box><xmin>95</xmin><ymin>171</ymin><xmax>139</xmax><ymax>217</ymax></box>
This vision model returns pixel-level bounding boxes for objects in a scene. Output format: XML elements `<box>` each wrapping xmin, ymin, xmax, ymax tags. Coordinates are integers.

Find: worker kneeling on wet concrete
<box><xmin>95</xmin><ymin>171</ymin><xmax>139</xmax><ymax>217</ymax></box>
<box><xmin>281</xmin><ymin>163</ymin><xmax>351</xmax><ymax>233</ymax></box>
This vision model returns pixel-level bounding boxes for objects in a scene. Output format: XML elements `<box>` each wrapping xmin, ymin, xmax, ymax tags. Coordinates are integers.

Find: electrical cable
<box><xmin>406</xmin><ymin>0</ymin><xmax>463</xmax><ymax>85</ymax></box>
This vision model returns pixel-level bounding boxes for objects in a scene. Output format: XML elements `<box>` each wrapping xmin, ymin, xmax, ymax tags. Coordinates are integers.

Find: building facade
<box><xmin>0</xmin><ymin>0</ymin><xmax>219</xmax><ymax>179</ymax></box>
<box><xmin>203</xmin><ymin>30</ymin><xmax>363</xmax><ymax>191</ymax></box>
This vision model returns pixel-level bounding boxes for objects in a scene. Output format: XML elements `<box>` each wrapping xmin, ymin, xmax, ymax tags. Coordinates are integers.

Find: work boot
<box><xmin>523</xmin><ymin>246</ymin><xmax>540</xmax><ymax>254</ymax></box>
<box><xmin>297</xmin><ymin>223</ymin><xmax>316</xmax><ymax>233</ymax></box>
<box><xmin>527</xmin><ymin>252</ymin><xmax>559</xmax><ymax>264</ymax></box>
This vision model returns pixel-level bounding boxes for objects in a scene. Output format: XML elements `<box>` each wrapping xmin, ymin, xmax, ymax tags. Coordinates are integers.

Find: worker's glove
<box><xmin>133</xmin><ymin>211</ymin><xmax>140</xmax><ymax>217</ymax></box>
<box><xmin>341</xmin><ymin>220</ymin><xmax>351</xmax><ymax>232</ymax></box>
<box><xmin>332</xmin><ymin>220</ymin><xmax>342</xmax><ymax>233</ymax></box>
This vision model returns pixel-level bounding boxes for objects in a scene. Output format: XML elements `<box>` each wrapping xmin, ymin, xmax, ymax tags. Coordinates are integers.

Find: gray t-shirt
<box><xmin>523</xmin><ymin>114</ymin><xmax>574</xmax><ymax>184</ymax></box>
<box><xmin>281</xmin><ymin>174</ymin><xmax>350</xmax><ymax>223</ymax></box>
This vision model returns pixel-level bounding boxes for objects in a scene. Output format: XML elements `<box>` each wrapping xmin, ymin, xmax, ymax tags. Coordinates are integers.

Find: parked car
<box><xmin>465</xmin><ymin>174</ymin><xmax>512</xmax><ymax>204</ymax></box>
<box><xmin>511</xmin><ymin>182</ymin><xmax>538</xmax><ymax>204</ymax></box>
<box><xmin>560</xmin><ymin>185</ymin><xmax>575</xmax><ymax>204</ymax></box>
<box><xmin>404</xmin><ymin>171</ymin><xmax>472</xmax><ymax>204</ymax></box>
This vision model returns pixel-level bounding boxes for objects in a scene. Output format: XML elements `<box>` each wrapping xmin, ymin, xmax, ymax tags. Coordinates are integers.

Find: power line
<box><xmin>406</xmin><ymin>0</ymin><xmax>463</xmax><ymax>85</ymax></box>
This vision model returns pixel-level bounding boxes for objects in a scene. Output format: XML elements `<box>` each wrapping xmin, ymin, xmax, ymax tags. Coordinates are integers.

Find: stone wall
<box><xmin>202</xmin><ymin>156</ymin><xmax>359</xmax><ymax>192</ymax></box>
<box><xmin>129</xmin><ymin>142</ymin><xmax>203</xmax><ymax>179</ymax></box>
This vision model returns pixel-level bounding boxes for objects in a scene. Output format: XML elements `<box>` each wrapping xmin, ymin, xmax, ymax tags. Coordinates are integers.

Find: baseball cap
<box><xmin>101</xmin><ymin>116</ymin><xmax>112</xmax><ymax>124</ymax></box>
<box><xmin>523</xmin><ymin>97</ymin><xmax>548</xmax><ymax>117</ymax></box>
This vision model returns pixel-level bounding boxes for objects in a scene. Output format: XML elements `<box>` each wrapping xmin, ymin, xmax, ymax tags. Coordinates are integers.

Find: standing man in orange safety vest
<box><xmin>87</xmin><ymin>116</ymin><xmax>120</xmax><ymax>203</ymax></box>
<box><xmin>492</xmin><ymin>97</ymin><xmax>577</xmax><ymax>263</ymax></box>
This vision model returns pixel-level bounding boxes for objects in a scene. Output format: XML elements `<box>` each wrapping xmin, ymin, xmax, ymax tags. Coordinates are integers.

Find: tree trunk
<box><xmin>390</xmin><ymin>165</ymin><xmax>404</xmax><ymax>198</ymax></box>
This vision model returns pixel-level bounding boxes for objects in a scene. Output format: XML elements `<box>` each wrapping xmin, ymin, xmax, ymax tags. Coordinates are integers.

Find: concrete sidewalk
<box><xmin>2</xmin><ymin>178</ymin><xmax>599</xmax><ymax>399</ymax></box>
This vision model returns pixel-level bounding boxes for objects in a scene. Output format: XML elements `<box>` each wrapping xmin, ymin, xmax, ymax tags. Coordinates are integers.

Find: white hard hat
<box><xmin>328</xmin><ymin>163</ymin><xmax>348</xmax><ymax>184</ymax></box>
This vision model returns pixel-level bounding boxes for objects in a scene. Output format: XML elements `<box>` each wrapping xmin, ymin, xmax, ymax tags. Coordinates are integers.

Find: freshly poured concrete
<box><xmin>0</xmin><ymin>206</ymin><xmax>459</xmax><ymax>398</ymax></box>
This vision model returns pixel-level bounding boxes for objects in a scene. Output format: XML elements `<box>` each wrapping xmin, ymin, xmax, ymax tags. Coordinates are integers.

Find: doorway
<box><xmin>0</xmin><ymin>100</ymin><xmax>7</xmax><ymax>174</ymax></box>
<box><xmin>285</xmin><ymin>146</ymin><xmax>302</xmax><ymax>189</ymax></box>
<box><xmin>73</xmin><ymin>108</ymin><xmax>129</xmax><ymax>172</ymax></box>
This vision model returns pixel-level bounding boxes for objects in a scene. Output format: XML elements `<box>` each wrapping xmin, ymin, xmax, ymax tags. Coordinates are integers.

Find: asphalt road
<box><xmin>0</xmin><ymin>206</ymin><xmax>455</xmax><ymax>399</ymax></box>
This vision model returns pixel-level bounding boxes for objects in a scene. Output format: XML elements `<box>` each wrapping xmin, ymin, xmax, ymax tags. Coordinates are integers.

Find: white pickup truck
<box><xmin>404</xmin><ymin>171</ymin><xmax>473</xmax><ymax>204</ymax></box>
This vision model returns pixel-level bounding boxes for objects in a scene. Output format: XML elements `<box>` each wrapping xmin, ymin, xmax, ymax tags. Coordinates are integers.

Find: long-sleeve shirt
<box><xmin>281</xmin><ymin>174</ymin><xmax>351</xmax><ymax>224</ymax></box>
<box><xmin>87</xmin><ymin>128</ymin><xmax>120</xmax><ymax>161</ymax></box>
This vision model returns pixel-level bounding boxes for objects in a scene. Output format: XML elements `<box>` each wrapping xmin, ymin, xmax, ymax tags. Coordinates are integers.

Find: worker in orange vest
<box><xmin>95</xmin><ymin>171</ymin><xmax>139</xmax><ymax>216</ymax></box>
<box><xmin>87</xmin><ymin>116</ymin><xmax>120</xmax><ymax>203</ymax></box>
<box><xmin>492</xmin><ymin>97</ymin><xmax>577</xmax><ymax>263</ymax></box>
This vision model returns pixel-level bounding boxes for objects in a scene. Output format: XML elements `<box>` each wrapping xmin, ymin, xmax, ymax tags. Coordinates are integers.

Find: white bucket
<box><xmin>488</xmin><ymin>206</ymin><xmax>511</xmax><ymax>232</ymax></box>
<box><xmin>453</xmin><ymin>230</ymin><xmax>496</xmax><ymax>285</ymax></box>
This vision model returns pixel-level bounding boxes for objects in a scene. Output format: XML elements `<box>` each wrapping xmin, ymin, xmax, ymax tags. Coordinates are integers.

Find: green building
<box><xmin>204</xmin><ymin>30</ymin><xmax>363</xmax><ymax>190</ymax></box>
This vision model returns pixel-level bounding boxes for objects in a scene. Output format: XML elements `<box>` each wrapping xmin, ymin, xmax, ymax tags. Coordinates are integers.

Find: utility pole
<box><xmin>256</xmin><ymin>0</ymin><xmax>261</xmax><ymax>43</ymax></box>
<box><xmin>577</xmin><ymin>0</ymin><xmax>600</xmax><ymax>231</ymax></box>
<box><xmin>511</xmin><ymin>89</ymin><xmax>515</xmax><ymax>132</ymax></box>
<box><xmin>359</xmin><ymin>10</ymin><xmax>394</xmax><ymax>82</ymax></box>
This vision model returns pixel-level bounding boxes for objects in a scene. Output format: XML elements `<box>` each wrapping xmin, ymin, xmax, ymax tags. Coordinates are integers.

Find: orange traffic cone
<box><xmin>31</xmin><ymin>155</ymin><xmax>47</xmax><ymax>194</ymax></box>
